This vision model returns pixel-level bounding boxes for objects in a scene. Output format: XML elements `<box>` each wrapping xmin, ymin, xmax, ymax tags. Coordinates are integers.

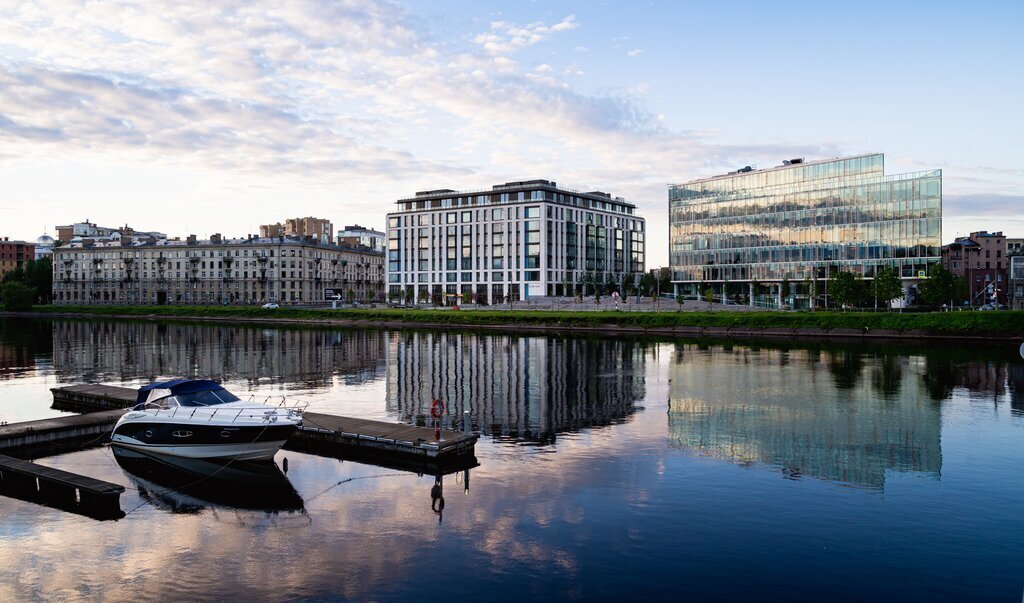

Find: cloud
<box><xmin>473</xmin><ymin>15</ymin><xmax>578</xmax><ymax>54</ymax></box>
<box><xmin>627</xmin><ymin>49</ymin><xmax>643</xmax><ymax>57</ymax></box>
<box><xmin>0</xmin><ymin>0</ymin><xmax>872</xmax><ymax>263</ymax></box>
<box><xmin>943</xmin><ymin>193</ymin><xmax>1024</xmax><ymax>217</ymax></box>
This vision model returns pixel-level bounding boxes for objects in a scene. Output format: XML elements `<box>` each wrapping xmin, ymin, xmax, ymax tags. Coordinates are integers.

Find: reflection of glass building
<box><xmin>667</xmin><ymin>345</ymin><xmax>942</xmax><ymax>489</ymax></box>
<box><xmin>50</xmin><ymin>321</ymin><xmax>386</xmax><ymax>388</ymax></box>
<box><xmin>386</xmin><ymin>333</ymin><xmax>645</xmax><ymax>443</ymax></box>
<box><xmin>669</xmin><ymin>154</ymin><xmax>942</xmax><ymax>308</ymax></box>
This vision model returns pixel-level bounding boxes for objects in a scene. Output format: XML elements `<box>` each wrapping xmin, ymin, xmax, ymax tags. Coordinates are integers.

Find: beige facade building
<box><xmin>259</xmin><ymin>217</ymin><xmax>333</xmax><ymax>242</ymax></box>
<box><xmin>53</xmin><ymin>236</ymin><xmax>384</xmax><ymax>305</ymax></box>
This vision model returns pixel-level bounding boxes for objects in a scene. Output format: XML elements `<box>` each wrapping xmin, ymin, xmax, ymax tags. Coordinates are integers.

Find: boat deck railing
<box><xmin>134</xmin><ymin>398</ymin><xmax>308</xmax><ymax>424</ymax></box>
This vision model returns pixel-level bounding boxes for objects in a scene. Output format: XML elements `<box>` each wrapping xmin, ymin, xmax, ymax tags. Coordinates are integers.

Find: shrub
<box><xmin>0</xmin><ymin>282</ymin><xmax>36</xmax><ymax>311</ymax></box>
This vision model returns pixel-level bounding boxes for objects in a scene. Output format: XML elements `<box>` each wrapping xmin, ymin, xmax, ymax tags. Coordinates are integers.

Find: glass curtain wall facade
<box><xmin>669</xmin><ymin>154</ymin><xmax>942</xmax><ymax>307</ymax></box>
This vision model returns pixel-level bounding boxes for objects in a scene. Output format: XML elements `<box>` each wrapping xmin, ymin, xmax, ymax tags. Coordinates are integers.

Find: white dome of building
<box><xmin>35</xmin><ymin>234</ymin><xmax>55</xmax><ymax>260</ymax></box>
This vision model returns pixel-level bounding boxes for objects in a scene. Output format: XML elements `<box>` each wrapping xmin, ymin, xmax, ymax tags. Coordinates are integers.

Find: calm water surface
<box><xmin>1</xmin><ymin>318</ymin><xmax>1023</xmax><ymax>601</ymax></box>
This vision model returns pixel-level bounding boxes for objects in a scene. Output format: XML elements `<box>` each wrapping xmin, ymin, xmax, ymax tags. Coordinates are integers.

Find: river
<box><xmin>1</xmin><ymin>318</ymin><xmax>1022</xmax><ymax>601</ymax></box>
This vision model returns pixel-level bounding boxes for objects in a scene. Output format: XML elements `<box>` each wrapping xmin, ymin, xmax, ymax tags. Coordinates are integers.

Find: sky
<box><xmin>1</xmin><ymin>0</ymin><xmax>1022</xmax><ymax>267</ymax></box>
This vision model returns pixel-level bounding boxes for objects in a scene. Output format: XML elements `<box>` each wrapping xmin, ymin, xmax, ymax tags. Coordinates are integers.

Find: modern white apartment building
<box><xmin>386</xmin><ymin>179</ymin><xmax>646</xmax><ymax>303</ymax></box>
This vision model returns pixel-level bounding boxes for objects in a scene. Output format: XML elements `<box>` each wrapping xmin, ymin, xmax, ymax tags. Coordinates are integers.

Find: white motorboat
<box><xmin>111</xmin><ymin>379</ymin><xmax>305</xmax><ymax>461</ymax></box>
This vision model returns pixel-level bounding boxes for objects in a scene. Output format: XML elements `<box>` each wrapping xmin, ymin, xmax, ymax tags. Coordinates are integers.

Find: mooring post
<box><xmin>463</xmin><ymin>410</ymin><xmax>470</xmax><ymax>435</ymax></box>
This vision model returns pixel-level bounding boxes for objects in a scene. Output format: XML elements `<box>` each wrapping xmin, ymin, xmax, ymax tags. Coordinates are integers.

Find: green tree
<box><xmin>871</xmin><ymin>266</ymin><xmax>904</xmax><ymax>310</ymax></box>
<box><xmin>639</xmin><ymin>272</ymin><xmax>656</xmax><ymax>296</ymax></box>
<box><xmin>827</xmin><ymin>271</ymin><xmax>860</xmax><ymax>311</ymax></box>
<box><xmin>657</xmin><ymin>267</ymin><xmax>673</xmax><ymax>295</ymax></box>
<box><xmin>2</xmin><ymin>266</ymin><xmax>25</xmax><ymax>284</ymax></box>
<box><xmin>367</xmin><ymin>289</ymin><xmax>376</xmax><ymax>303</ymax></box>
<box><xmin>582</xmin><ymin>273</ymin><xmax>594</xmax><ymax>296</ymax></box>
<box><xmin>676</xmin><ymin>292</ymin><xmax>684</xmax><ymax>311</ymax></box>
<box><xmin>0</xmin><ymin>281</ymin><xmax>35</xmax><ymax>311</ymax></box>
<box><xmin>345</xmin><ymin>289</ymin><xmax>356</xmax><ymax>303</ymax></box>
<box><xmin>462</xmin><ymin>291</ymin><xmax>473</xmax><ymax>305</ymax></box>
<box><xmin>703</xmin><ymin>287</ymin><xmax>715</xmax><ymax>309</ymax></box>
<box><xmin>952</xmin><ymin>276</ymin><xmax>970</xmax><ymax>306</ymax></box>
<box><xmin>780</xmin><ymin>278</ymin><xmax>791</xmax><ymax>305</ymax></box>
<box><xmin>917</xmin><ymin>264</ymin><xmax>956</xmax><ymax>307</ymax></box>
<box><xmin>27</xmin><ymin>257</ymin><xmax>53</xmax><ymax>304</ymax></box>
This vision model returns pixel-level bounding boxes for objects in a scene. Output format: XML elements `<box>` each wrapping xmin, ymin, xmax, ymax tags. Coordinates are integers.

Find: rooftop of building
<box><xmin>55</xmin><ymin>234</ymin><xmax>383</xmax><ymax>255</ymax></box>
<box><xmin>676</xmin><ymin>153</ymin><xmax>884</xmax><ymax>186</ymax></box>
<box><xmin>396</xmin><ymin>178</ymin><xmax>636</xmax><ymax>209</ymax></box>
<box><xmin>338</xmin><ymin>225</ymin><xmax>385</xmax><ymax>235</ymax></box>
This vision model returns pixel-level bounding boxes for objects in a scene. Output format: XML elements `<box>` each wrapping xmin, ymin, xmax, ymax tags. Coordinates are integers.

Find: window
<box><xmin>461</xmin><ymin>211</ymin><xmax>472</xmax><ymax>223</ymax></box>
<box><xmin>525</xmin><ymin>206</ymin><xmax>540</xmax><ymax>218</ymax></box>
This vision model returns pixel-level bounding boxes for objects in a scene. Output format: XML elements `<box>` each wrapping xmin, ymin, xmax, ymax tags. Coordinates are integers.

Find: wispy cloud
<box><xmin>472</xmin><ymin>15</ymin><xmax>579</xmax><ymax>55</ymax></box>
<box><xmin>0</xmin><ymin>1</ymin><xmax>846</xmax><ymax>260</ymax></box>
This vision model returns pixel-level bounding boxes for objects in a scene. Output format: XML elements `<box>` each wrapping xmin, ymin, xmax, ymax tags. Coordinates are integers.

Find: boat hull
<box><xmin>111</xmin><ymin>422</ymin><xmax>297</xmax><ymax>461</ymax></box>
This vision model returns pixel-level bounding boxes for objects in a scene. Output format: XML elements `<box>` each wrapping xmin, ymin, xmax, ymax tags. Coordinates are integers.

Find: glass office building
<box><xmin>669</xmin><ymin>153</ymin><xmax>941</xmax><ymax>307</ymax></box>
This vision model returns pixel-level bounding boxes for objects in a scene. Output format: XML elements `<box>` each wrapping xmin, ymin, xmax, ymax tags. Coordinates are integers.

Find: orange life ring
<box><xmin>430</xmin><ymin>399</ymin><xmax>445</xmax><ymax>418</ymax></box>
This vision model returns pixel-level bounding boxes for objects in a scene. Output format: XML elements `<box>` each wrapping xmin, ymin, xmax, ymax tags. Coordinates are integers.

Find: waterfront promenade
<box><xmin>5</xmin><ymin>304</ymin><xmax>1023</xmax><ymax>342</ymax></box>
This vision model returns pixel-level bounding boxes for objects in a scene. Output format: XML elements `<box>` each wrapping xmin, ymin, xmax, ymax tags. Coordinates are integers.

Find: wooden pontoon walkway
<box><xmin>1</xmin><ymin>385</ymin><xmax>478</xmax><ymax>463</ymax></box>
<box><xmin>295</xmin><ymin>412</ymin><xmax>478</xmax><ymax>459</ymax></box>
<box><xmin>0</xmin><ymin>409</ymin><xmax>124</xmax><ymax>456</ymax></box>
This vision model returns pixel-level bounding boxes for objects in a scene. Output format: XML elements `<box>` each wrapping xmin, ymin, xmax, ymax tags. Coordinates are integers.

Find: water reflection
<box><xmin>112</xmin><ymin>447</ymin><xmax>305</xmax><ymax>513</ymax></box>
<box><xmin>385</xmin><ymin>332</ymin><xmax>646</xmax><ymax>444</ymax></box>
<box><xmin>2</xmin><ymin>321</ymin><xmax>1024</xmax><ymax>599</ymax></box>
<box><xmin>668</xmin><ymin>343</ymin><xmax>942</xmax><ymax>489</ymax></box>
<box><xmin>0</xmin><ymin>319</ymin><xmax>53</xmax><ymax>378</ymax></box>
<box><xmin>48</xmin><ymin>320</ymin><xmax>386</xmax><ymax>388</ymax></box>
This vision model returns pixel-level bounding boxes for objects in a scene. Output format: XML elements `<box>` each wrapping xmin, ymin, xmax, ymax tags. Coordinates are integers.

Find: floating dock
<box><xmin>51</xmin><ymin>384</ymin><xmax>137</xmax><ymax>413</ymax></box>
<box><xmin>293</xmin><ymin>412</ymin><xmax>478</xmax><ymax>467</ymax></box>
<box><xmin>5</xmin><ymin>384</ymin><xmax>479</xmax><ymax>465</ymax></box>
<box><xmin>0</xmin><ymin>409</ymin><xmax>124</xmax><ymax>458</ymax></box>
<box><xmin>0</xmin><ymin>453</ymin><xmax>125</xmax><ymax>520</ymax></box>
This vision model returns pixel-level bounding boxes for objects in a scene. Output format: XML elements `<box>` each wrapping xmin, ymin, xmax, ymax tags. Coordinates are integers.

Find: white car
<box><xmin>261</xmin><ymin>302</ymin><xmax>280</xmax><ymax>309</ymax></box>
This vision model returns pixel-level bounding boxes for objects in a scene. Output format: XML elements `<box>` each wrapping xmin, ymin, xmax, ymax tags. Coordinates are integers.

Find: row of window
<box><xmin>397</xmin><ymin>190</ymin><xmax>637</xmax><ymax>215</ymax></box>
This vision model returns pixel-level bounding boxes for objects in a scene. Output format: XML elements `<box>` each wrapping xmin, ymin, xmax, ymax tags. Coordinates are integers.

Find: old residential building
<box><xmin>55</xmin><ymin>220</ymin><xmax>166</xmax><ymax>246</ymax></box>
<box><xmin>942</xmin><ymin>231</ymin><xmax>1008</xmax><ymax>304</ymax></box>
<box><xmin>0</xmin><ymin>238</ymin><xmax>34</xmax><ymax>278</ymax></box>
<box><xmin>259</xmin><ymin>217</ymin><xmax>333</xmax><ymax>242</ymax></box>
<box><xmin>53</xmin><ymin>236</ymin><xmax>383</xmax><ymax>306</ymax></box>
<box><xmin>337</xmin><ymin>224</ymin><xmax>385</xmax><ymax>250</ymax></box>
<box><xmin>386</xmin><ymin>179</ymin><xmax>646</xmax><ymax>303</ymax></box>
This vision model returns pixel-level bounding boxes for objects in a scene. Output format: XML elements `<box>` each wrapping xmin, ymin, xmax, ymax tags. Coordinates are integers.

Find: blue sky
<box><xmin>1</xmin><ymin>0</ymin><xmax>1021</xmax><ymax>266</ymax></box>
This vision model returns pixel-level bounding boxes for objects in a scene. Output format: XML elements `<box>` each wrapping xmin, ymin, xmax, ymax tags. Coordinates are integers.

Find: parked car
<box><xmin>262</xmin><ymin>303</ymin><xmax>280</xmax><ymax>309</ymax></box>
<box><xmin>979</xmin><ymin>303</ymin><xmax>995</xmax><ymax>311</ymax></box>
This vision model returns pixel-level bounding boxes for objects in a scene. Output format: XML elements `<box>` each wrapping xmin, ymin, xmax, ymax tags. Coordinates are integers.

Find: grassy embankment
<box><xmin>20</xmin><ymin>304</ymin><xmax>1024</xmax><ymax>335</ymax></box>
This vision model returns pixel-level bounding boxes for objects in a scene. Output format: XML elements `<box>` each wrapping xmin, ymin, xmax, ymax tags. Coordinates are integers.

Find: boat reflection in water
<box><xmin>112</xmin><ymin>447</ymin><xmax>304</xmax><ymax>513</ymax></box>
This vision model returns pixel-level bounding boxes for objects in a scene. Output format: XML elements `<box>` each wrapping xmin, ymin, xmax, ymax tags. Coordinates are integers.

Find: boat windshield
<box><xmin>166</xmin><ymin>389</ymin><xmax>241</xmax><ymax>407</ymax></box>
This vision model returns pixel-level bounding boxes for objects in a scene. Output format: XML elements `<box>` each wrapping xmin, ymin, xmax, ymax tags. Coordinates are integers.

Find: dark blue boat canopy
<box><xmin>135</xmin><ymin>379</ymin><xmax>230</xmax><ymax>407</ymax></box>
